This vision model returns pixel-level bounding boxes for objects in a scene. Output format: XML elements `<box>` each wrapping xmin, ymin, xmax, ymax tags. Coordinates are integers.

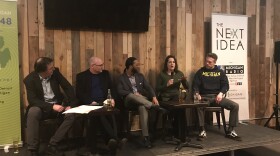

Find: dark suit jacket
<box><xmin>117</xmin><ymin>72</ymin><xmax>156</xmax><ymax>99</ymax></box>
<box><xmin>23</xmin><ymin>68</ymin><xmax>78</xmax><ymax>113</ymax></box>
<box><xmin>76</xmin><ymin>69</ymin><xmax>112</xmax><ymax>105</ymax></box>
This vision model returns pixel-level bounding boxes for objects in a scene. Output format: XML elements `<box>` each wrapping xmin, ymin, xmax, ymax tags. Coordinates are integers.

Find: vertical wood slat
<box><xmin>72</xmin><ymin>31</ymin><xmax>80</xmax><ymax>85</ymax></box>
<box><xmin>79</xmin><ymin>31</ymin><xmax>86</xmax><ymax>71</ymax></box>
<box><xmin>177</xmin><ymin>0</ymin><xmax>186</xmax><ymax>73</ymax></box>
<box><xmin>27</xmin><ymin>0</ymin><xmax>39</xmax><ymax>71</ymax></box>
<box><xmin>122</xmin><ymin>33</ymin><xmax>128</xmax><ymax>55</ymax></box>
<box><xmin>104</xmin><ymin>32</ymin><xmax>113</xmax><ymax>71</ymax></box>
<box><xmin>44</xmin><ymin>30</ymin><xmax>54</xmax><ymax>58</ymax></box>
<box><xmin>274</xmin><ymin>0</ymin><xmax>280</xmax><ymax>40</ymax></box>
<box><xmin>159</xmin><ymin>0</ymin><xmax>167</xmax><ymax>65</ymax></box>
<box><xmin>132</xmin><ymin>33</ymin><xmax>139</xmax><ymax>58</ymax></box>
<box><xmin>194</xmin><ymin>0</ymin><xmax>204</xmax><ymax>70</ymax></box>
<box><xmin>155</xmin><ymin>2</ymin><xmax>161</xmax><ymax>75</ymax></box>
<box><xmin>166</xmin><ymin>0</ymin><xmax>171</xmax><ymax>55</ymax></box>
<box><xmin>66</xmin><ymin>31</ymin><xmax>72</xmax><ymax>83</ymax></box>
<box><xmin>37</xmin><ymin>0</ymin><xmax>45</xmax><ymax>56</ymax></box>
<box><xmin>185</xmin><ymin>13</ymin><xmax>192</xmax><ymax>81</ymax></box>
<box><xmin>112</xmin><ymin>33</ymin><xmax>123</xmax><ymax>78</ymax></box>
<box><xmin>259</xmin><ymin>46</ymin><xmax>266</xmax><ymax>116</ymax></box>
<box><xmin>246</xmin><ymin>0</ymin><xmax>256</xmax><ymax>16</ymax></box>
<box><xmin>212</xmin><ymin>0</ymin><xmax>222</xmax><ymax>13</ymax></box>
<box><xmin>264</xmin><ymin>57</ymin><xmax>272</xmax><ymax>117</ymax></box>
<box><xmin>170</xmin><ymin>0</ymin><xmax>177</xmax><ymax>56</ymax></box>
<box><xmin>84</xmin><ymin>31</ymin><xmax>95</xmax><ymax>70</ymax></box>
<box><xmin>204</xmin><ymin>0</ymin><xmax>211</xmax><ymax>21</ymax></box>
<box><xmin>53</xmin><ymin>31</ymin><xmax>64</xmax><ymax>74</ymax></box>
<box><xmin>127</xmin><ymin>33</ymin><xmax>133</xmax><ymax>57</ymax></box>
<box><xmin>27</xmin><ymin>0</ymin><xmax>38</xmax><ymax>37</ymax></box>
<box><xmin>147</xmin><ymin>0</ymin><xmax>156</xmax><ymax>86</ymax></box>
<box><xmin>139</xmin><ymin>33</ymin><xmax>147</xmax><ymax>74</ymax></box>
<box><xmin>256</xmin><ymin>0</ymin><xmax>260</xmax><ymax>44</ymax></box>
<box><xmin>230</xmin><ymin>0</ymin><xmax>237</xmax><ymax>14</ymax></box>
<box><xmin>235</xmin><ymin>0</ymin><xmax>245</xmax><ymax>14</ymax></box>
<box><xmin>96</xmin><ymin>32</ymin><xmax>105</xmax><ymax>61</ymax></box>
<box><xmin>18</xmin><ymin>0</ymin><xmax>30</xmax><ymax>107</ymax></box>
<box><xmin>220</xmin><ymin>0</ymin><xmax>227</xmax><ymax>13</ymax></box>
<box><xmin>265</xmin><ymin>0</ymin><xmax>273</xmax><ymax>58</ymax></box>
<box><xmin>254</xmin><ymin>45</ymin><xmax>260</xmax><ymax>120</ymax></box>
<box><xmin>248</xmin><ymin>16</ymin><xmax>256</xmax><ymax>120</ymax></box>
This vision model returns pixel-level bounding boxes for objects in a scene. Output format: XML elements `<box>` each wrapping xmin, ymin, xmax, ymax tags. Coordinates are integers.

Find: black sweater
<box><xmin>193</xmin><ymin>65</ymin><xmax>229</xmax><ymax>95</ymax></box>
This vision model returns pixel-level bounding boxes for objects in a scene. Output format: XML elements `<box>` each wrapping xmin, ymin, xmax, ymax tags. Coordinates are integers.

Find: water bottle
<box><xmin>107</xmin><ymin>89</ymin><xmax>112</xmax><ymax>109</ymax></box>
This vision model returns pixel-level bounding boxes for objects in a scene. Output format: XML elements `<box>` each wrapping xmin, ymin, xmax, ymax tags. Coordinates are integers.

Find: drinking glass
<box><xmin>194</xmin><ymin>94</ymin><xmax>200</xmax><ymax>104</ymax></box>
<box><xmin>13</xmin><ymin>137</ymin><xmax>19</xmax><ymax>154</ymax></box>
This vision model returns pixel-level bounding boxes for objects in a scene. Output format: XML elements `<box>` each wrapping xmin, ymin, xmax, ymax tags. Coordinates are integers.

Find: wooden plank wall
<box><xmin>17</xmin><ymin>0</ymin><xmax>280</xmax><ymax>125</ymax></box>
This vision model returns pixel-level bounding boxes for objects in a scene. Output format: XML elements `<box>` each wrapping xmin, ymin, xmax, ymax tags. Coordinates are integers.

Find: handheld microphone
<box><xmin>171</xmin><ymin>72</ymin><xmax>174</xmax><ymax>79</ymax></box>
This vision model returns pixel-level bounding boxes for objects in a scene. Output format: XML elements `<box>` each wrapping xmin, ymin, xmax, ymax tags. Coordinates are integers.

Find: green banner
<box><xmin>0</xmin><ymin>0</ymin><xmax>20</xmax><ymax>146</ymax></box>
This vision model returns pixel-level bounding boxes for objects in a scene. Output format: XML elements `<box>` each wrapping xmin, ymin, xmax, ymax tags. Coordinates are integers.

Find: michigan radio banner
<box><xmin>0</xmin><ymin>0</ymin><xmax>20</xmax><ymax>146</ymax></box>
<box><xmin>211</xmin><ymin>14</ymin><xmax>249</xmax><ymax>121</ymax></box>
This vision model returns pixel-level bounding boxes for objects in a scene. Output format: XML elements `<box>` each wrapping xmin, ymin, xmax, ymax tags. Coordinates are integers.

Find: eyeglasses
<box><xmin>93</xmin><ymin>64</ymin><xmax>104</xmax><ymax>67</ymax></box>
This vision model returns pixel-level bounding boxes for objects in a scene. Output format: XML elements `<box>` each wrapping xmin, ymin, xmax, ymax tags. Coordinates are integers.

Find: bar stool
<box><xmin>204</xmin><ymin>106</ymin><xmax>227</xmax><ymax>134</ymax></box>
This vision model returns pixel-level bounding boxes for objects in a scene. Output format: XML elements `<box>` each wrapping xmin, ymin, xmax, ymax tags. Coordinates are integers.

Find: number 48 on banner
<box><xmin>0</xmin><ymin>18</ymin><xmax>12</xmax><ymax>25</ymax></box>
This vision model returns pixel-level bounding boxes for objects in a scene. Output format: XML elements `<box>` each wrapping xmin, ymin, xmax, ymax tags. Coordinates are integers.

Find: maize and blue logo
<box><xmin>220</xmin><ymin>65</ymin><xmax>244</xmax><ymax>74</ymax></box>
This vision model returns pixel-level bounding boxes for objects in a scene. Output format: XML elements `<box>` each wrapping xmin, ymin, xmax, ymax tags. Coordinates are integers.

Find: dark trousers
<box><xmin>87</xmin><ymin>115</ymin><xmax>118</xmax><ymax>151</ymax></box>
<box><xmin>197</xmin><ymin>95</ymin><xmax>239</xmax><ymax>127</ymax></box>
<box><xmin>26</xmin><ymin>106</ymin><xmax>76</xmax><ymax>150</ymax></box>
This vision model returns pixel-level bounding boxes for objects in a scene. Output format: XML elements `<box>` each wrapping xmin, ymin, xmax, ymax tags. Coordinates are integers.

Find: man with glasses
<box><xmin>24</xmin><ymin>57</ymin><xmax>78</xmax><ymax>156</ymax></box>
<box><xmin>76</xmin><ymin>56</ymin><xmax>125</xmax><ymax>155</ymax></box>
<box><xmin>193</xmin><ymin>53</ymin><xmax>241</xmax><ymax>141</ymax></box>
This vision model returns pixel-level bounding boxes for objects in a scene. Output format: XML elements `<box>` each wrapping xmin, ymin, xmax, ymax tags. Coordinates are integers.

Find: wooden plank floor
<box><xmin>2</xmin><ymin>123</ymin><xmax>280</xmax><ymax>156</ymax></box>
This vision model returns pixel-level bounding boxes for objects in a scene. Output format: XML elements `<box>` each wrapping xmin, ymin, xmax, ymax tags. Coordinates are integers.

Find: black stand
<box><xmin>264</xmin><ymin>63</ymin><xmax>280</xmax><ymax>130</ymax></box>
<box><xmin>163</xmin><ymin>110</ymin><xmax>203</xmax><ymax>151</ymax></box>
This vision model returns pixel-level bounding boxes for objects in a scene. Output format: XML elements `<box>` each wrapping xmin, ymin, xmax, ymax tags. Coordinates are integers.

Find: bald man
<box><xmin>76</xmin><ymin>57</ymin><xmax>124</xmax><ymax>155</ymax></box>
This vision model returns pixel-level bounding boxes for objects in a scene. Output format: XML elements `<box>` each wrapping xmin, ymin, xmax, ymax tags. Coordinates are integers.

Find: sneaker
<box><xmin>226</xmin><ymin>130</ymin><xmax>242</xmax><ymax>141</ymax></box>
<box><xmin>197</xmin><ymin>130</ymin><xmax>207</xmax><ymax>141</ymax></box>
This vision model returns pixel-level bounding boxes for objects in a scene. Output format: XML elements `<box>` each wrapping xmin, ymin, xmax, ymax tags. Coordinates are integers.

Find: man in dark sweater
<box><xmin>76</xmin><ymin>57</ymin><xmax>125</xmax><ymax>155</ymax></box>
<box><xmin>193</xmin><ymin>53</ymin><xmax>241</xmax><ymax>141</ymax></box>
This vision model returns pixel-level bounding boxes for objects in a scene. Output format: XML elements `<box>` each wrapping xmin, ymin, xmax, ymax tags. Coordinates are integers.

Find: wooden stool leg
<box><xmin>221</xmin><ymin>108</ymin><xmax>227</xmax><ymax>134</ymax></box>
<box><xmin>216</xmin><ymin>112</ymin><xmax>221</xmax><ymax>129</ymax></box>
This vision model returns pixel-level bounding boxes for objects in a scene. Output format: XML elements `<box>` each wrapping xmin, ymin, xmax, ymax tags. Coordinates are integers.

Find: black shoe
<box><xmin>108</xmin><ymin>139</ymin><xmax>118</xmax><ymax>151</ymax></box>
<box><xmin>46</xmin><ymin>144</ymin><xmax>64</xmax><ymax>156</ymax></box>
<box><xmin>28</xmin><ymin>150</ymin><xmax>39</xmax><ymax>156</ymax></box>
<box><xmin>143</xmin><ymin>137</ymin><xmax>152</xmax><ymax>148</ymax></box>
<box><xmin>118</xmin><ymin>138</ymin><xmax>128</xmax><ymax>149</ymax></box>
<box><xmin>76</xmin><ymin>147</ymin><xmax>91</xmax><ymax>156</ymax></box>
<box><xmin>150</xmin><ymin>104</ymin><xmax>160</xmax><ymax>110</ymax></box>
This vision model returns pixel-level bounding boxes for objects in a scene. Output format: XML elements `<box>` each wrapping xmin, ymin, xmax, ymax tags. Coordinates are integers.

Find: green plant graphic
<box><xmin>0</xmin><ymin>36</ymin><xmax>11</xmax><ymax>69</ymax></box>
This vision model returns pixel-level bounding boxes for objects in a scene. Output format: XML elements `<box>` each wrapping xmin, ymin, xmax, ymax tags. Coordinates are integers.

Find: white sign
<box><xmin>212</xmin><ymin>13</ymin><xmax>249</xmax><ymax>121</ymax></box>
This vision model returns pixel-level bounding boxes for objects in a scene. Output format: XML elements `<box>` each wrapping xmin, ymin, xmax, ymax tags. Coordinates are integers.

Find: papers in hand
<box><xmin>63</xmin><ymin>105</ymin><xmax>103</xmax><ymax>114</ymax></box>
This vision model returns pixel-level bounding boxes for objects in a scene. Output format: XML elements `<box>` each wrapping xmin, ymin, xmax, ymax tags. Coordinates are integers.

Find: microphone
<box><xmin>171</xmin><ymin>72</ymin><xmax>174</xmax><ymax>79</ymax></box>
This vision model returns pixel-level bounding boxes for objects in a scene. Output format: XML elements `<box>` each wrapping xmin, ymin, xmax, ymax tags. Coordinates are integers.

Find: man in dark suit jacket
<box><xmin>76</xmin><ymin>57</ymin><xmax>124</xmax><ymax>155</ymax></box>
<box><xmin>24</xmin><ymin>57</ymin><xmax>78</xmax><ymax>156</ymax></box>
<box><xmin>117</xmin><ymin>57</ymin><xmax>160</xmax><ymax>148</ymax></box>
